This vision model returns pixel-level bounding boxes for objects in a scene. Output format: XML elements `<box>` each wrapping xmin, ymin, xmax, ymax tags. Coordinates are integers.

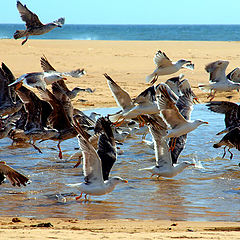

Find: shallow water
<box><xmin>0</xmin><ymin>104</ymin><xmax>240</xmax><ymax>221</ymax></box>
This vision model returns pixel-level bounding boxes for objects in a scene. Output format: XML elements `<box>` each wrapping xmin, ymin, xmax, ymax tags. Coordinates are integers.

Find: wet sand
<box><xmin>1</xmin><ymin>39</ymin><xmax>240</xmax><ymax>238</ymax></box>
<box><xmin>1</xmin><ymin>217</ymin><xmax>240</xmax><ymax>240</ymax></box>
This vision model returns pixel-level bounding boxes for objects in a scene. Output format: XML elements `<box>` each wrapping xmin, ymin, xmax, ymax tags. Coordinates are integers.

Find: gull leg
<box><xmin>21</xmin><ymin>36</ymin><xmax>29</xmax><ymax>45</ymax></box>
<box><xmin>57</xmin><ymin>141</ymin><xmax>63</xmax><ymax>159</ymax></box>
<box><xmin>30</xmin><ymin>140</ymin><xmax>42</xmax><ymax>154</ymax></box>
<box><xmin>84</xmin><ymin>194</ymin><xmax>88</xmax><ymax>202</ymax></box>
<box><xmin>168</xmin><ymin>138</ymin><xmax>176</xmax><ymax>151</ymax></box>
<box><xmin>138</xmin><ymin>115</ymin><xmax>146</xmax><ymax>127</ymax></box>
<box><xmin>76</xmin><ymin>192</ymin><xmax>83</xmax><ymax>200</ymax></box>
<box><xmin>222</xmin><ymin>146</ymin><xmax>227</xmax><ymax>159</ymax></box>
<box><xmin>228</xmin><ymin>148</ymin><xmax>233</xmax><ymax>160</ymax></box>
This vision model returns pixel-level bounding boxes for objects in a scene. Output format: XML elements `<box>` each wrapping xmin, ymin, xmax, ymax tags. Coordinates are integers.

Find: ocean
<box><xmin>1</xmin><ymin>24</ymin><xmax>240</xmax><ymax>41</ymax></box>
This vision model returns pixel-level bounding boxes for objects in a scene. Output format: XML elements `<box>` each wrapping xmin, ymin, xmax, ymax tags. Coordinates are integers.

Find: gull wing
<box><xmin>133</xmin><ymin>86</ymin><xmax>156</xmax><ymax>104</ymax></box>
<box><xmin>40</xmin><ymin>55</ymin><xmax>56</xmax><ymax>72</ymax></box>
<box><xmin>0</xmin><ymin>161</ymin><xmax>29</xmax><ymax>187</ymax></box>
<box><xmin>227</xmin><ymin>67</ymin><xmax>240</xmax><ymax>83</ymax></box>
<box><xmin>73</xmin><ymin>119</ymin><xmax>103</xmax><ymax>184</ymax></box>
<box><xmin>142</xmin><ymin>114</ymin><xmax>172</xmax><ymax>167</ymax></box>
<box><xmin>16</xmin><ymin>1</ymin><xmax>43</xmax><ymax>28</ymax></box>
<box><xmin>206</xmin><ymin>101</ymin><xmax>240</xmax><ymax>128</ymax></box>
<box><xmin>156</xmin><ymin>84</ymin><xmax>187</xmax><ymax>128</ymax></box>
<box><xmin>154</xmin><ymin>50</ymin><xmax>172</xmax><ymax>68</ymax></box>
<box><xmin>96</xmin><ymin>118</ymin><xmax>117</xmax><ymax>181</ymax></box>
<box><xmin>205</xmin><ymin>60</ymin><xmax>229</xmax><ymax>83</ymax></box>
<box><xmin>104</xmin><ymin>73</ymin><xmax>134</xmax><ymax>111</ymax></box>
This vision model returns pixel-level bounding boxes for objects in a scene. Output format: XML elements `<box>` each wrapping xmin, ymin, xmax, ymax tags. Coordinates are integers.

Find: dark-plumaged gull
<box><xmin>0</xmin><ymin>161</ymin><xmax>29</xmax><ymax>187</ymax></box>
<box><xmin>14</xmin><ymin>1</ymin><xmax>65</xmax><ymax>45</ymax></box>
<box><xmin>213</xmin><ymin>127</ymin><xmax>240</xmax><ymax>160</ymax></box>
<box><xmin>68</xmin><ymin>117</ymin><xmax>127</xmax><ymax>200</ymax></box>
<box><xmin>146</xmin><ymin>50</ymin><xmax>194</xmax><ymax>84</ymax></box>
<box><xmin>156</xmin><ymin>84</ymin><xmax>208</xmax><ymax>150</ymax></box>
<box><xmin>206</xmin><ymin>101</ymin><xmax>240</xmax><ymax>135</ymax></box>
<box><xmin>139</xmin><ymin>114</ymin><xmax>194</xmax><ymax>178</ymax></box>
<box><xmin>199</xmin><ymin>60</ymin><xmax>240</xmax><ymax>101</ymax></box>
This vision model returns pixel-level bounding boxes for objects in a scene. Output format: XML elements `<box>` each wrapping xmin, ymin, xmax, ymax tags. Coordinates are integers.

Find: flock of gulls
<box><xmin>1</xmin><ymin>1</ymin><xmax>240</xmax><ymax>201</ymax></box>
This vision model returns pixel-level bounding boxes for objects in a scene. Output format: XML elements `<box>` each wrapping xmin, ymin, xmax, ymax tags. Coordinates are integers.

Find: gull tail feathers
<box><xmin>13</xmin><ymin>30</ymin><xmax>26</xmax><ymax>39</ymax></box>
<box><xmin>66</xmin><ymin>183</ymin><xmax>82</xmax><ymax>187</ymax></box>
<box><xmin>145</xmin><ymin>73</ymin><xmax>155</xmax><ymax>83</ymax></box>
<box><xmin>108</xmin><ymin>112</ymin><xmax>124</xmax><ymax>123</ymax></box>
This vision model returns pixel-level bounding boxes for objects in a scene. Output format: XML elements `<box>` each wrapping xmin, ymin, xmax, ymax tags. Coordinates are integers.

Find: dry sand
<box><xmin>1</xmin><ymin>39</ymin><xmax>240</xmax><ymax>110</ymax></box>
<box><xmin>1</xmin><ymin>39</ymin><xmax>240</xmax><ymax>239</ymax></box>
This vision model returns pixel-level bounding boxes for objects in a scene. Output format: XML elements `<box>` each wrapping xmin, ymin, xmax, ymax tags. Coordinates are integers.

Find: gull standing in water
<box><xmin>156</xmin><ymin>84</ymin><xmax>208</xmax><ymax>151</ymax></box>
<box><xmin>146</xmin><ymin>50</ymin><xmax>194</xmax><ymax>84</ymax></box>
<box><xmin>14</xmin><ymin>1</ymin><xmax>65</xmax><ymax>45</ymax></box>
<box><xmin>139</xmin><ymin>115</ymin><xmax>194</xmax><ymax>178</ymax></box>
<box><xmin>199</xmin><ymin>60</ymin><xmax>240</xmax><ymax>101</ymax></box>
<box><xmin>69</xmin><ymin>117</ymin><xmax>128</xmax><ymax>200</ymax></box>
<box><xmin>0</xmin><ymin>161</ymin><xmax>29</xmax><ymax>187</ymax></box>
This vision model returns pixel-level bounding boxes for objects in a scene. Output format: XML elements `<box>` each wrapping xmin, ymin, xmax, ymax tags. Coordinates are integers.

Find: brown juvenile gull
<box><xmin>139</xmin><ymin>115</ymin><xmax>194</xmax><ymax>178</ymax></box>
<box><xmin>198</xmin><ymin>60</ymin><xmax>240</xmax><ymax>101</ymax></box>
<box><xmin>156</xmin><ymin>84</ymin><xmax>208</xmax><ymax>151</ymax></box>
<box><xmin>0</xmin><ymin>161</ymin><xmax>29</xmax><ymax>187</ymax></box>
<box><xmin>146</xmin><ymin>50</ymin><xmax>194</xmax><ymax>84</ymax></box>
<box><xmin>14</xmin><ymin>1</ymin><xmax>65</xmax><ymax>45</ymax></box>
<box><xmin>67</xmin><ymin>118</ymin><xmax>127</xmax><ymax>201</ymax></box>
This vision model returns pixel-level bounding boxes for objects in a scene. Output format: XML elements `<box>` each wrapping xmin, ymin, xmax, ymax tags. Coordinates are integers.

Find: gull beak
<box><xmin>122</xmin><ymin>179</ymin><xmax>128</xmax><ymax>183</ymax></box>
<box><xmin>203</xmin><ymin>121</ymin><xmax>209</xmax><ymax>124</ymax></box>
<box><xmin>190</xmin><ymin>163</ymin><xmax>195</xmax><ymax>166</ymax></box>
<box><xmin>62</xmin><ymin>77</ymin><xmax>67</xmax><ymax>80</ymax></box>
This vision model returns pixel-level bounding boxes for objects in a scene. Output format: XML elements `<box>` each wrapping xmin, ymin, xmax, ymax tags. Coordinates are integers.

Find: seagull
<box><xmin>146</xmin><ymin>50</ymin><xmax>194</xmax><ymax>84</ymax></box>
<box><xmin>8</xmin><ymin>72</ymin><xmax>67</xmax><ymax>91</ymax></box>
<box><xmin>14</xmin><ymin>1</ymin><xmax>65</xmax><ymax>45</ymax></box>
<box><xmin>0</xmin><ymin>161</ymin><xmax>29</xmax><ymax>187</ymax></box>
<box><xmin>16</xmin><ymin>86</ymin><xmax>58</xmax><ymax>153</ymax></box>
<box><xmin>198</xmin><ymin>60</ymin><xmax>240</xmax><ymax>101</ymax></box>
<box><xmin>139</xmin><ymin>114</ymin><xmax>194</xmax><ymax>178</ymax></box>
<box><xmin>0</xmin><ymin>63</ymin><xmax>23</xmax><ymax>117</ymax></box>
<box><xmin>69</xmin><ymin>117</ymin><xmax>127</xmax><ymax>200</ymax></box>
<box><xmin>38</xmin><ymin>83</ymin><xmax>77</xmax><ymax>159</ymax></box>
<box><xmin>104</xmin><ymin>73</ymin><xmax>135</xmax><ymax>124</ymax></box>
<box><xmin>213</xmin><ymin>127</ymin><xmax>240</xmax><ymax>160</ymax></box>
<box><xmin>206</xmin><ymin>101</ymin><xmax>240</xmax><ymax>135</ymax></box>
<box><xmin>156</xmin><ymin>84</ymin><xmax>208</xmax><ymax>150</ymax></box>
<box><xmin>40</xmin><ymin>55</ymin><xmax>88</xmax><ymax>99</ymax></box>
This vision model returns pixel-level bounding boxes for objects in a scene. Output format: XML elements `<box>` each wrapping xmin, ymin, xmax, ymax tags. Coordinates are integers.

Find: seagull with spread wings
<box><xmin>146</xmin><ymin>50</ymin><xmax>194</xmax><ymax>84</ymax></box>
<box><xmin>156</xmin><ymin>84</ymin><xmax>208</xmax><ymax>151</ymax></box>
<box><xmin>40</xmin><ymin>56</ymin><xmax>89</xmax><ymax>99</ymax></box>
<box><xmin>139</xmin><ymin>115</ymin><xmax>194</xmax><ymax>178</ymax></box>
<box><xmin>14</xmin><ymin>1</ymin><xmax>65</xmax><ymax>45</ymax></box>
<box><xmin>199</xmin><ymin>60</ymin><xmax>240</xmax><ymax>101</ymax></box>
<box><xmin>68</xmin><ymin>117</ymin><xmax>127</xmax><ymax>200</ymax></box>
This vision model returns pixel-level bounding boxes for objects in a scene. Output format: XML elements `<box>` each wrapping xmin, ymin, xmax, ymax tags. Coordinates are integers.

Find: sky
<box><xmin>1</xmin><ymin>0</ymin><xmax>240</xmax><ymax>25</ymax></box>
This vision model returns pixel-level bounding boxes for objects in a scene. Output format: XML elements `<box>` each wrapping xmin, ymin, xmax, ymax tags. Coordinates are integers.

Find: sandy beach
<box><xmin>1</xmin><ymin>39</ymin><xmax>240</xmax><ymax>109</ymax></box>
<box><xmin>1</xmin><ymin>39</ymin><xmax>240</xmax><ymax>239</ymax></box>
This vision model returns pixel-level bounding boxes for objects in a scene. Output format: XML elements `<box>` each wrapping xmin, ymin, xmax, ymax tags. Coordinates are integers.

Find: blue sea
<box><xmin>1</xmin><ymin>24</ymin><xmax>240</xmax><ymax>41</ymax></box>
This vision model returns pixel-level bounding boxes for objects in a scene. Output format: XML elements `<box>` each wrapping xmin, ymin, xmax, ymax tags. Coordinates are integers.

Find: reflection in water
<box><xmin>0</xmin><ymin>105</ymin><xmax>240</xmax><ymax>221</ymax></box>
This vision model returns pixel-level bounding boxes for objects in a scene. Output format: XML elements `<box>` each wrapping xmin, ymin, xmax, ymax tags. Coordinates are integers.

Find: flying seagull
<box><xmin>146</xmin><ymin>50</ymin><xmax>194</xmax><ymax>84</ymax></box>
<box><xmin>199</xmin><ymin>60</ymin><xmax>240</xmax><ymax>101</ymax></box>
<box><xmin>14</xmin><ymin>1</ymin><xmax>65</xmax><ymax>45</ymax></box>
